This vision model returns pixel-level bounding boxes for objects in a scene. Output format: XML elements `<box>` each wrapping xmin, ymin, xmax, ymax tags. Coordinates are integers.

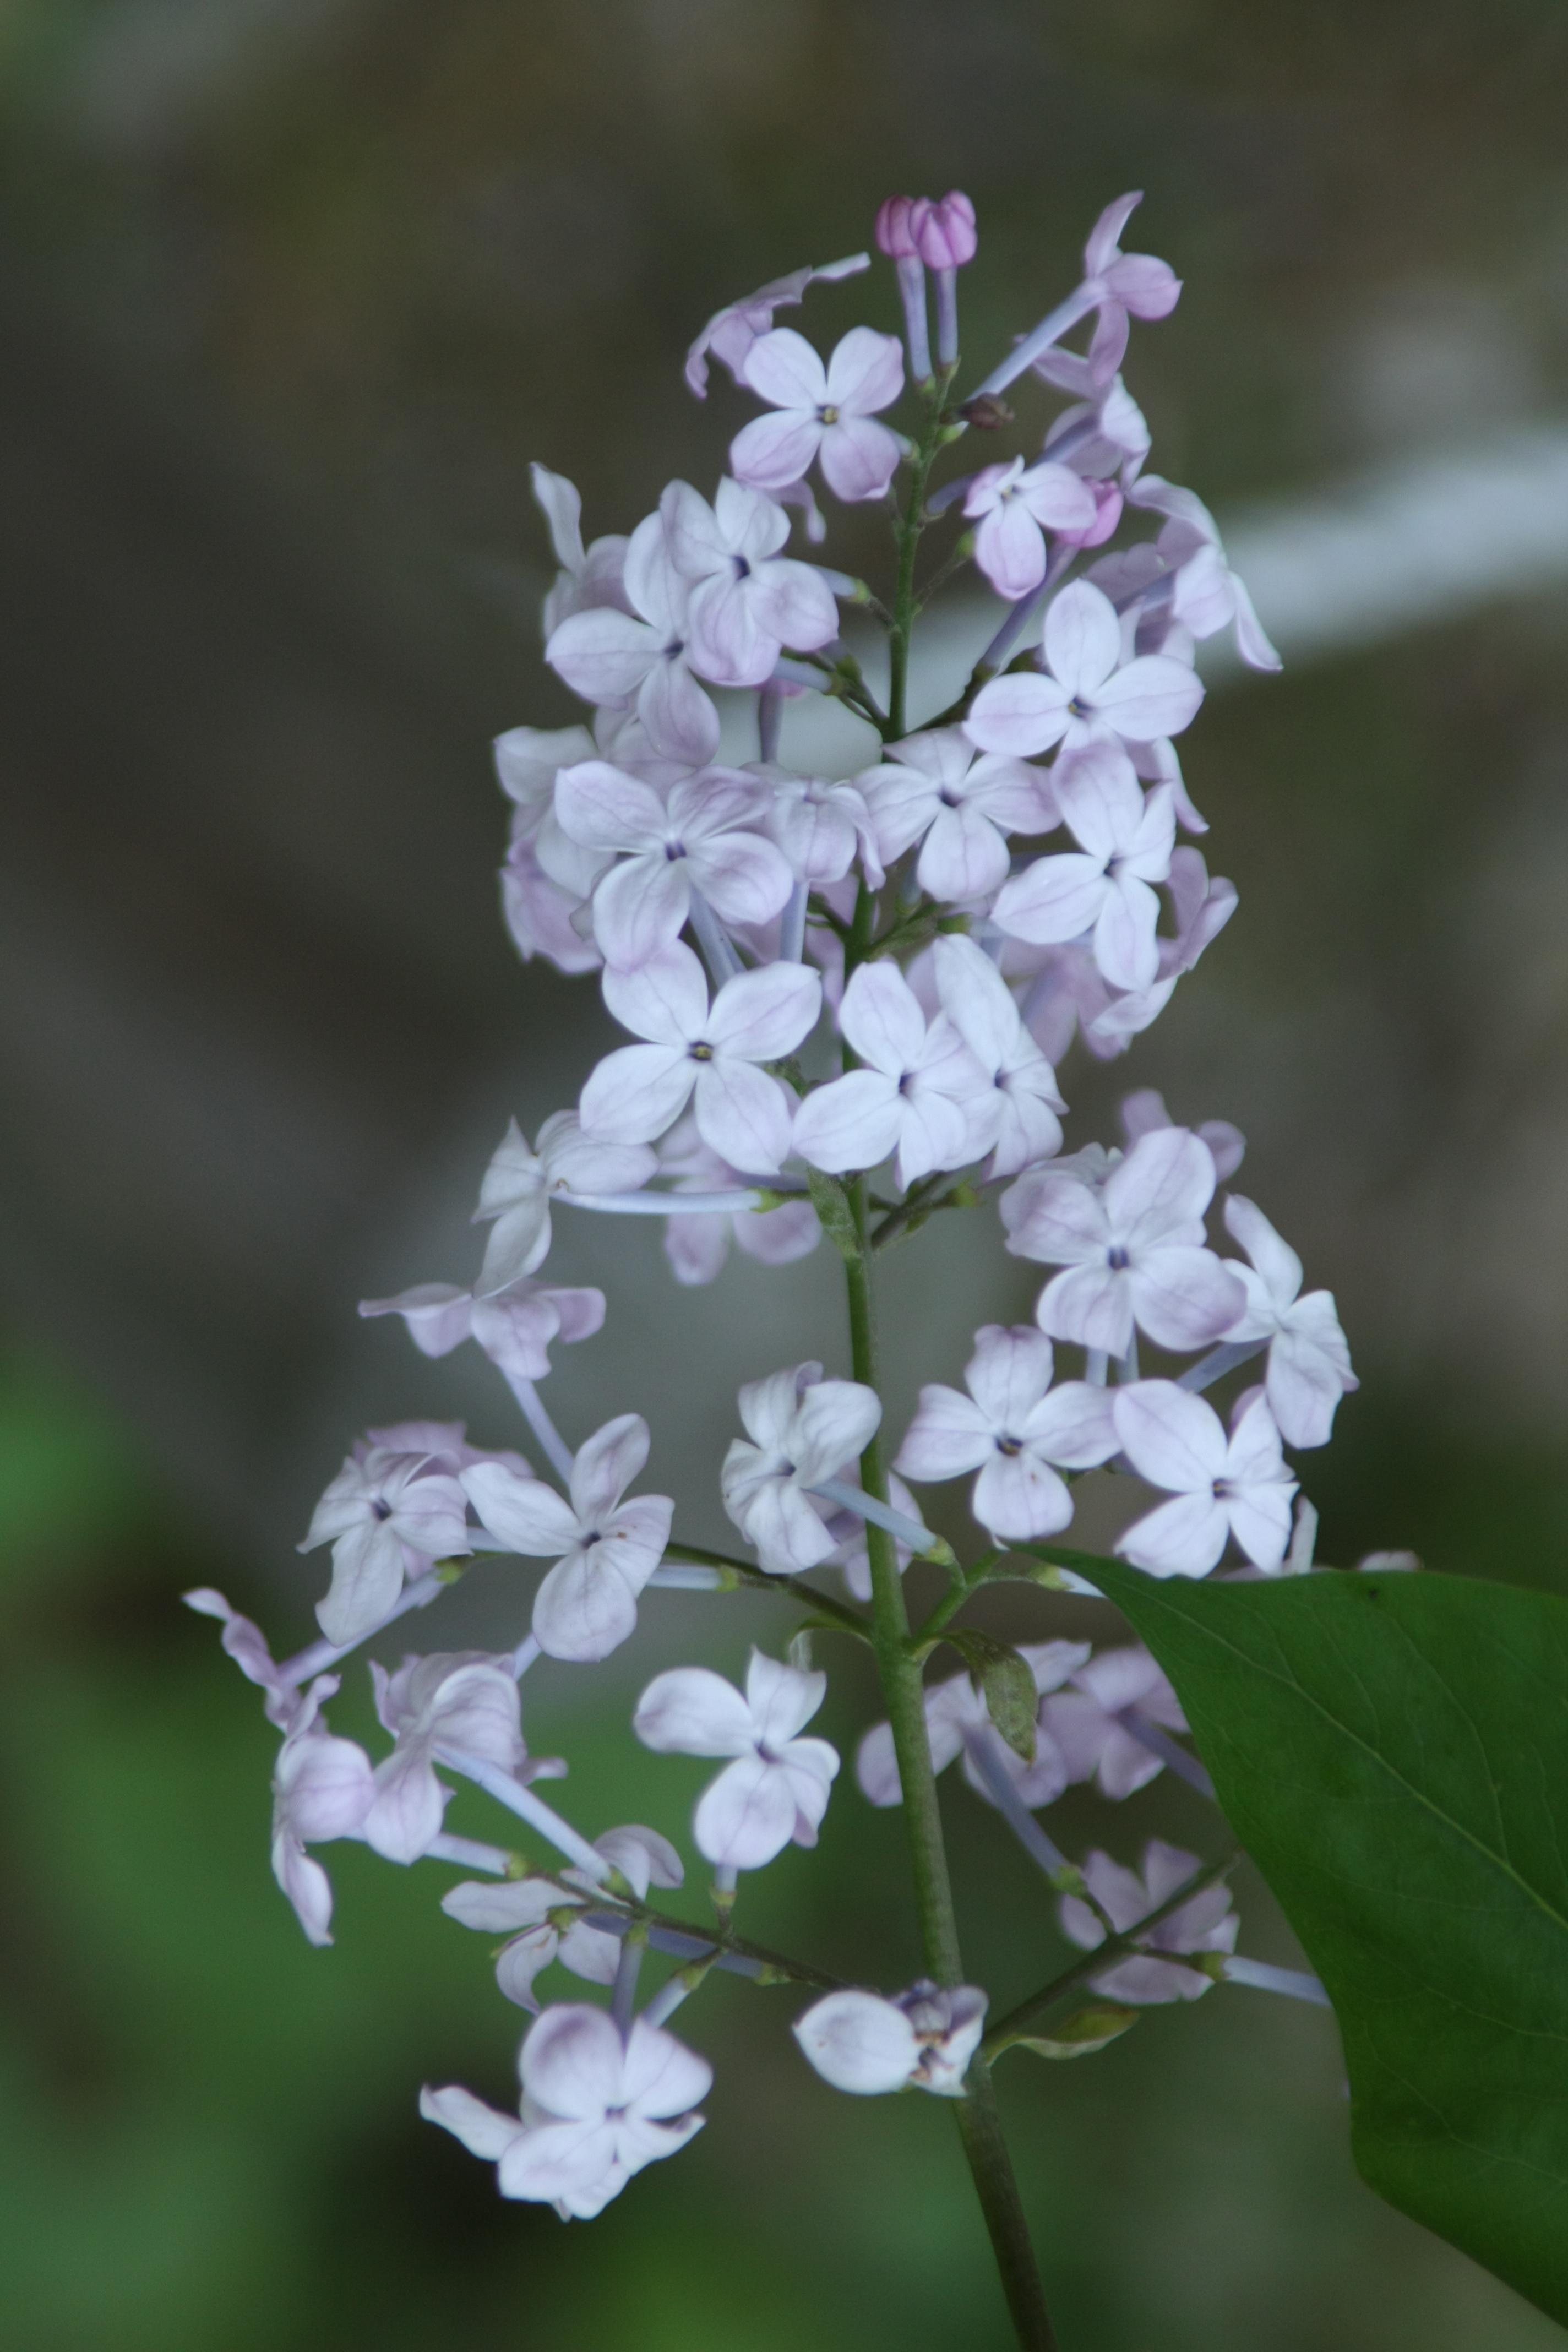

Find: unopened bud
<box><xmin>874</xmin><ymin>195</ymin><xmax>920</xmax><ymax>260</ymax></box>
<box><xmin>912</xmin><ymin>190</ymin><xmax>977</xmax><ymax>271</ymax></box>
<box><xmin>959</xmin><ymin>393</ymin><xmax>1014</xmax><ymax>431</ymax></box>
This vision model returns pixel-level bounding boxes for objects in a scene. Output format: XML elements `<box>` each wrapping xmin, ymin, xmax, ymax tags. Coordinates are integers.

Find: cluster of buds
<box><xmin>190</xmin><ymin>187</ymin><xmax>1357</xmax><ymax>2241</ymax></box>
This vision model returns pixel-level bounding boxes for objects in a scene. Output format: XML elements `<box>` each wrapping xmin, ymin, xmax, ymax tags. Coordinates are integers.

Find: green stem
<box><xmin>841</xmin><ymin>1178</ymin><xmax>1056</xmax><ymax>2350</ymax></box>
<box><xmin>661</xmin><ymin>1540</ymin><xmax>871</xmax><ymax>1635</ymax></box>
<box><xmin>886</xmin><ymin>372</ymin><xmax>957</xmax><ymax>741</ymax></box>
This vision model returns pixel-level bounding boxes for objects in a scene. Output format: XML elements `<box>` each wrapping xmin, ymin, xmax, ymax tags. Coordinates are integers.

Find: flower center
<box><xmin>1107</xmin><ymin>1245</ymin><xmax>1130</xmax><ymax>1271</ymax></box>
<box><xmin>817</xmin><ymin>402</ymin><xmax>840</xmax><ymax>424</ymax></box>
<box><xmin>689</xmin><ymin>1041</ymin><xmax>716</xmax><ymax>1062</ymax></box>
<box><xmin>371</xmin><ymin>1498</ymin><xmax>393</xmax><ymax>1521</ymax></box>
<box><xmin>1068</xmin><ymin>694</ymin><xmax>1092</xmax><ymax>718</ymax></box>
<box><xmin>995</xmin><ymin>1435</ymin><xmax>1023</xmax><ymax>1457</ymax></box>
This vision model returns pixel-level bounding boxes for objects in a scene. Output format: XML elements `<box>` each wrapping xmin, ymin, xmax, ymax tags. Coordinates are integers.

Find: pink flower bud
<box><xmin>874</xmin><ymin>195</ymin><xmax>920</xmax><ymax>260</ymax></box>
<box><xmin>912</xmin><ymin>192</ymin><xmax>978</xmax><ymax>272</ymax></box>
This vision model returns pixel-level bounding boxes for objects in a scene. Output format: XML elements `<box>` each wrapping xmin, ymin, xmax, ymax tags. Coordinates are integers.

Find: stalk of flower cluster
<box><xmin>840</xmin><ymin>413</ymin><xmax>1060</xmax><ymax>2338</ymax></box>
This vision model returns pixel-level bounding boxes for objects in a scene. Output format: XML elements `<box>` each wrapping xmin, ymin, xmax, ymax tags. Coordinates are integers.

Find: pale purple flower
<box><xmin>964</xmin><ymin>459</ymin><xmax>1098</xmax><ymax>600</ymax></box>
<box><xmin>1059</xmin><ymin>1838</ymin><xmax>1238</xmax><ymax>2006</ymax></box>
<box><xmin>580</xmin><ymin>943</ymin><xmax>819</xmax><ymax>1174</ymax></box>
<box><xmin>546</xmin><ymin>514</ymin><xmax>720</xmax><ymax>764</ymax></box>
<box><xmin>1221</xmin><ymin>1196</ymin><xmax>1357</xmax><ymax>1447</ymax></box>
<box><xmin>895</xmin><ymin>1324</ymin><xmax>1117</xmax><ymax>1542</ymax></box>
<box><xmin>1113</xmin><ymin>1384</ymin><xmax>1297</xmax><ymax>1576</ymax></box>
<box><xmin>1120</xmin><ymin>1088</ymin><xmax>1244</xmax><ymax>1184</ymax></box>
<box><xmin>1042</xmin><ymin>1643</ymin><xmax>1190</xmax><ymax>1801</ymax></box>
<box><xmin>857</xmin><ymin>728</ymin><xmax>1055</xmax><ymax>903</ymax></box>
<box><xmin>300</xmin><ymin>1443</ymin><xmax>471</xmax><ymax>1649</ymax></box>
<box><xmin>791</xmin><ymin>961</ymin><xmax>990</xmax><ymax>1188</ymax></box>
<box><xmin>731</xmin><ymin>328</ymin><xmax>906</xmax><ymax>504</ymax></box>
<box><xmin>655</xmin><ymin>1115</ymin><xmax>819</xmax><ymax>1287</ymax></box>
<box><xmin>1005</xmin><ymin>1125</ymin><xmax>1246</xmax><ymax>1358</ymax></box>
<box><xmin>660</xmin><ymin>479</ymin><xmax>839</xmax><ymax>687</ymax></box>
<box><xmin>1126</xmin><ymin>475</ymin><xmax>1282</xmax><ymax>672</ymax></box>
<box><xmin>876</xmin><ymin>195</ymin><xmax>932</xmax><ymax>380</ymax></box>
<box><xmin>443</xmin><ymin>1827</ymin><xmax>682</xmax><ymax>2011</ymax></box>
<box><xmin>1080</xmin><ymin>192</ymin><xmax>1182</xmax><ymax>335</ymax></box>
<box><xmin>720</xmin><ymin>1361</ymin><xmax>882</xmax><ymax>1575</ymax></box>
<box><xmin>554</xmin><ymin>761</ymin><xmax>793</xmax><ymax>964</ymax></box>
<box><xmin>634</xmin><ymin>1648</ymin><xmax>840</xmax><ymax>1870</ymax></box>
<box><xmin>421</xmin><ymin>2003</ymin><xmax>710</xmax><ymax>2218</ymax></box>
<box><xmin>758</xmin><ymin>766</ymin><xmax>883</xmax><ymax>889</ymax></box>
<box><xmin>500</xmin><ymin>835</ymin><xmax>602</xmax><ymax>977</ymax></box>
<box><xmin>531</xmin><ymin>465</ymin><xmax>630</xmax><ymax>639</ymax></box>
<box><xmin>363</xmin><ymin>1651</ymin><xmax>526</xmax><ymax>1866</ymax></box>
<box><xmin>930</xmin><ymin>937</ymin><xmax>1065</xmax><ymax>1178</ymax></box>
<box><xmin>685</xmin><ymin>253</ymin><xmax>869</xmax><ymax>398</ymax></box>
<box><xmin>856</xmin><ymin>1640</ymin><xmax>1090</xmax><ymax>1812</ymax></box>
<box><xmin>964</xmin><ymin>579</ymin><xmax>1203</xmax><ymax>761</ymax></box>
<box><xmin>471</xmin><ymin>1114</ymin><xmax>655</xmax><ymax>1295</ymax></box>
<box><xmin>1079</xmin><ymin>846</ymin><xmax>1239</xmax><ymax>1052</ymax></box>
<box><xmin>794</xmin><ymin>1980</ymin><xmax>987</xmax><ymax>2097</ymax></box>
<box><xmin>461</xmin><ymin>1417</ymin><xmax>674</xmax><ymax>1662</ymax></box>
<box><xmin>184</xmin><ymin>1586</ymin><xmax>294</xmax><ymax>1725</ymax></box>
<box><xmin>992</xmin><ymin>744</ymin><xmax>1175</xmax><ymax>993</ymax></box>
<box><xmin>269</xmin><ymin>1674</ymin><xmax>375</xmax><ymax>1945</ymax></box>
<box><xmin>874</xmin><ymin>197</ymin><xmax>921</xmax><ymax>260</ymax></box>
<box><xmin>360</xmin><ymin>1278</ymin><xmax>605</xmax><ymax>1383</ymax></box>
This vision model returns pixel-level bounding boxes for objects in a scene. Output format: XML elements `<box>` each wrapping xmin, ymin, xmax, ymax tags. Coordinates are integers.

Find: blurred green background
<box><xmin>3</xmin><ymin>2</ymin><xmax>1568</xmax><ymax>2346</ymax></box>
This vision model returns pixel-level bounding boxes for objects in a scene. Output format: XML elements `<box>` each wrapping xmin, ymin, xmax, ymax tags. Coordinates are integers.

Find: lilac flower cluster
<box><xmin>190</xmin><ymin>192</ymin><xmax>1359</xmax><ymax>2246</ymax></box>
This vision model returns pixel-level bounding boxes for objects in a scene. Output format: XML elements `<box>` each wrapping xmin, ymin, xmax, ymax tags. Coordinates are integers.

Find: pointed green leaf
<box><xmin>948</xmin><ymin>1631</ymin><xmax>1037</xmax><ymax>1762</ymax></box>
<box><xmin>1082</xmin><ymin>1556</ymin><xmax>1568</xmax><ymax>2326</ymax></box>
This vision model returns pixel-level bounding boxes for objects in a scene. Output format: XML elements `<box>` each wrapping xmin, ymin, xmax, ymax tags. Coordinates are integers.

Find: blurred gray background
<box><xmin>3</xmin><ymin>4</ymin><xmax>1568</xmax><ymax>2348</ymax></box>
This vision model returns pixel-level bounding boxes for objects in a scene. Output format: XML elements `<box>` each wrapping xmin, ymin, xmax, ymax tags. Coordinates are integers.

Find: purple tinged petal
<box><xmin>694</xmin><ymin>1753</ymin><xmax>801</xmax><ymax>1867</ymax></box>
<box><xmin>971</xmin><ymin>1451</ymin><xmax>1073</xmax><ymax>1540</ymax></box>
<box><xmin>687</xmin><ymin>830</ymin><xmax>794</xmax><ymax>927</ymax></box>
<box><xmin>569</xmin><ymin>1413</ymin><xmax>649</xmax><ymax>1522</ymax></box>
<box><xmin>896</xmin><ymin>1384</ymin><xmax>996</xmax><ymax>1482</ymax></box>
<box><xmin>707</xmin><ymin>961</ymin><xmax>821</xmax><ymax>1061</ymax></box>
<box><xmin>824</xmin><ymin>326</ymin><xmax>905</xmax><ymax>415</ymax></box>
<box><xmin>729</xmin><ymin>411</ymin><xmax>825</xmax><ymax>492</ymax></box>
<box><xmin>1129</xmin><ymin>1248</ymin><xmax>1248</xmax><ymax>1350</ymax></box>
<box><xmin>1093</xmin><ymin>873</ymin><xmax>1162</xmax><ymax>991</ymax></box>
<box><xmin>746</xmin><ymin>1648</ymin><xmax>827</xmax><ymax>1747</ymax></box>
<box><xmin>1112</xmin><ymin>1381</ymin><xmax>1225</xmax><ymax>1489</ymax></box>
<box><xmin>580</xmin><ymin>1044</ymin><xmax>695</xmax><ymax>1145</ymax></box>
<box><xmin>420</xmin><ymin>2083</ymin><xmax>525</xmax><ymax>2160</ymax></box>
<box><xmin>590</xmin><ymin>857</ymin><xmax>691</xmax><ymax>963</ymax></box>
<box><xmin>819</xmin><ymin>416</ymin><xmax>904</xmax><ymax>503</ymax></box>
<box><xmin>964</xmin><ymin>672</ymin><xmax>1071</xmax><ymax>759</ymax></box>
<box><xmin>916</xmin><ymin>802</ymin><xmax>1011</xmax><ymax>901</ymax></box>
<box><xmin>546</xmin><ymin>606</ymin><xmax>658</xmax><ymax>704</ymax></box>
<box><xmin>1117</xmin><ymin>1488</ymin><xmax>1229</xmax><ymax>1577</ymax></box>
<box><xmin>993</xmin><ymin>852</ymin><xmax>1108</xmax><ymax>945</ymax></box>
<box><xmin>974</xmin><ymin>500</ymin><xmax>1046</xmax><ymax>599</ymax></box>
<box><xmin>792</xmin><ymin>1069</ymin><xmax>902</xmax><ymax>1174</ymax></box>
<box><xmin>461</xmin><ymin>1461</ymin><xmax>581</xmax><ymax>1556</ymax></box>
<box><xmin>634</xmin><ymin>1666</ymin><xmax>757</xmax><ymax>1757</ymax></box>
<box><xmin>1095</xmin><ymin>655</ymin><xmax>1204</xmax><ymax>742</ymax></box>
<box><xmin>742</xmin><ymin>326</ymin><xmax>830</xmax><ymax>409</ymax></box>
<box><xmin>838</xmin><ymin>960</ymin><xmax>928</xmax><ymax>1074</ymax></box>
<box><xmin>554</xmin><ymin>760</ymin><xmax>668</xmax><ymax>852</ymax></box>
<box><xmin>693</xmin><ymin>1058</ymin><xmax>794</xmax><ymax>1174</ymax></box>
<box><xmin>638</xmin><ymin>655</ymin><xmax>720</xmax><ymax>765</ymax></box>
<box><xmin>1037</xmin><ymin>1263</ymin><xmax>1135</xmax><ymax>1357</ymax></box>
<box><xmin>315</xmin><ymin>1520</ymin><xmax>406</xmax><ymax>1646</ymax></box>
<box><xmin>791</xmin><ymin>1379</ymin><xmax>883</xmax><ymax>1484</ymax></box>
<box><xmin>1043</xmin><ymin>580</ymin><xmax>1122</xmax><ymax>696</ymax></box>
<box><xmin>1105</xmin><ymin>1126</ymin><xmax>1215</xmax><ymax>1247</ymax></box>
<box><xmin>794</xmin><ymin>1991</ymin><xmax>919</xmax><ymax>2094</ymax></box>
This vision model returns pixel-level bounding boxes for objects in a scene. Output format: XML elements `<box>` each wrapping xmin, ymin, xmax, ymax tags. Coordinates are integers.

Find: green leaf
<box><xmin>1008</xmin><ymin>2005</ymin><xmax>1140</xmax><ymax>2061</ymax></box>
<box><xmin>948</xmin><ymin>1631</ymin><xmax>1037</xmax><ymax>1762</ymax></box>
<box><xmin>1084</xmin><ymin>1556</ymin><xmax>1568</xmax><ymax>2326</ymax></box>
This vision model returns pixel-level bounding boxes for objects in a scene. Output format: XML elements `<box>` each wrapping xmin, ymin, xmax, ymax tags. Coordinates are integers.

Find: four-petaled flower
<box><xmin>421</xmin><ymin>2003</ymin><xmax>711</xmax><ymax>2218</ymax></box>
<box><xmin>554</xmin><ymin>761</ymin><xmax>793</xmax><ymax>966</ymax></box>
<box><xmin>269</xmin><ymin>1674</ymin><xmax>375</xmax><ymax>1946</ymax></box>
<box><xmin>1221</xmin><ymin>1195</ymin><xmax>1358</xmax><ymax>1448</ymax></box>
<box><xmin>442</xmin><ymin>1827</ymin><xmax>683</xmax><ymax>2011</ymax></box>
<box><xmin>965</xmin><ymin>579</ymin><xmax>1203</xmax><ymax>762</ymax></box>
<box><xmin>1059</xmin><ymin>1838</ymin><xmax>1238</xmax><ymax>2006</ymax></box>
<box><xmin>792</xmin><ymin>960</ymin><xmax>989</xmax><ymax>1186</ymax></box>
<box><xmin>655</xmin><ymin>1116</ymin><xmax>820</xmax><ymax>1287</ymax></box>
<box><xmin>858</xmin><ymin>727</ymin><xmax>1055</xmax><ymax>903</ymax></box>
<box><xmin>462</xmin><ymin>1417</ymin><xmax>674</xmax><ymax>1661</ymax></box>
<box><xmin>471</xmin><ymin>1114</ymin><xmax>655</xmax><ymax>1297</ymax></box>
<box><xmin>720</xmin><ymin>1361</ymin><xmax>882</xmax><ymax>1574</ymax></box>
<box><xmin>929</xmin><ymin>936</ymin><xmax>1066</xmax><ymax>1178</ymax></box>
<box><xmin>1003</xmin><ymin>1124</ymin><xmax>1245</xmax><ymax>1358</ymax></box>
<box><xmin>580</xmin><ymin>943</ymin><xmax>820</xmax><ymax>1175</ymax></box>
<box><xmin>660</xmin><ymin>478</ymin><xmax>839</xmax><ymax>687</ymax></box>
<box><xmin>794</xmin><ymin>1980</ymin><xmax>988</xmax><ymax>2097</ymax></box>
<box><xmin>1041</xmin><ymin>1642</ymin><xmax>1191</xmax><ymax>1800</ymax></box>
<box><xmin>546</xmin><ymin>513</ymin><xmax>720</xmax><ymax>764</ymax></box>
<box><xmin>731</xmin><ymin>327</ymin><xmax>906</xmax><ymax>504</ymax></box>
<box><xmin>964</xmin><ymin>457</ymin><xmax>1098</xmax><ymax>599</ymax></box>
<box><xmin>300</xmin><ymin>1442</ymin><xmax>471</xmax><ymax>1648</ymax></box>
<box><xmin>360</xmin><ymin>1277</ymin><xmax>605</xmax><ymax>1382</ymax></box>
<box><xmin>992</xmin><ymin>743</ymin><xmax>1175</xmax><ymax>993</ymax></box>
<box><xmin>363</xmin><ymin>1649</ymin><xmax>528</xmax><ymax>1865</ymax></box>
<box><xmin>1112</xmin><ymin>1382</ymin><xmax>1298</xmax><ymax>1576</ymax></box>
<box><xmin>634</xmin><ymin>1648</ymin><xmax>840</xmax><ymax>1870</ymax></box>
<box><xmin>895</xmin><ymin>1324</ymin><xmax>1117</xmax><ymax>1541</ymax></box>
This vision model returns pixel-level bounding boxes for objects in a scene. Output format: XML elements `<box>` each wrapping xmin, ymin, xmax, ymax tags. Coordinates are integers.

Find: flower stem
<box><xmin>841</xmin><ymin>1177</ymin><xmax>1057</xmax><ymax>2350</ymax></box>
<box><xmin>886</xmin><ymin>368</ymin><xmax>957</xmax><ymax>740</ymax></box>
